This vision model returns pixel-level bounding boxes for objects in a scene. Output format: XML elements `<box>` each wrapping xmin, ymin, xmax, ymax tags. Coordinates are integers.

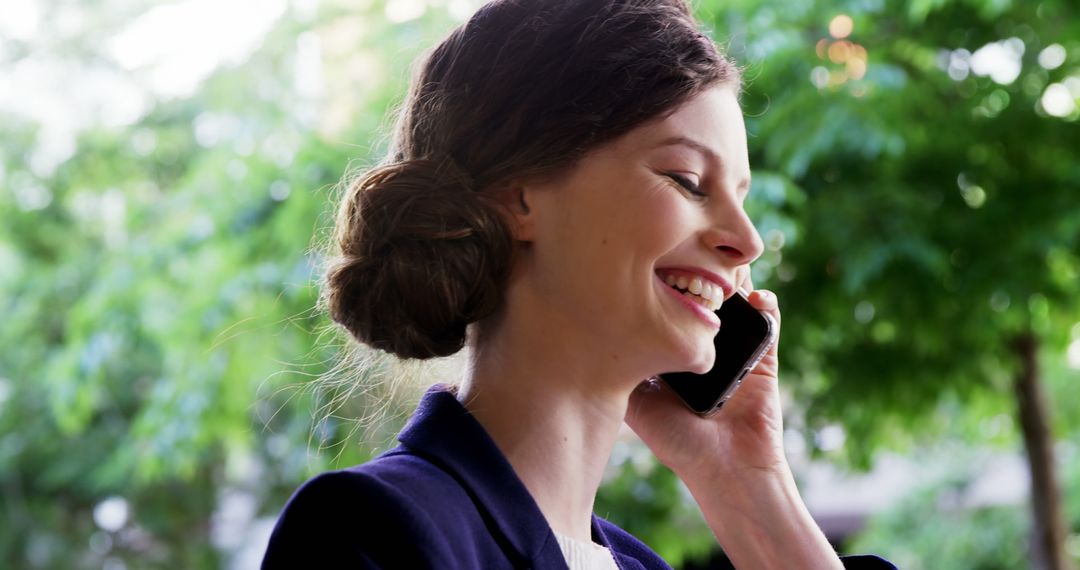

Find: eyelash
<box><xmin>667</xmin><ymin>173</ymin><xmax>706</xmax><ymax>198</ymax></box>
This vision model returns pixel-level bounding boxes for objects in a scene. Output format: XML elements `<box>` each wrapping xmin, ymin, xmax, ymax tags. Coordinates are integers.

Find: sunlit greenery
<box><xmin>1</xmin><ymin>0</ymin><xmax>1077</xmax><ymax>568</ymax></box>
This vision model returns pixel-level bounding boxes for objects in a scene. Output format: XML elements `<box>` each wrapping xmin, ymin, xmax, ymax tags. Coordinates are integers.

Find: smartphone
<box><xmin>658</xmin><ymin>289</ymin><xmax>777</xmax><ymax>416</ymax></box>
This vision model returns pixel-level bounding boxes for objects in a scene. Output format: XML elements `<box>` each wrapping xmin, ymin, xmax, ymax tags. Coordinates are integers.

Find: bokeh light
<box><xmin>93</xmin><ymin>497</ymin><xmax>130</xmax><ymax>533</ymax></box>
<box><xmin>815</xmin><ymin>35</ymin><xmax>868</xmax><ymax>88</ymax></box>
<box><xmin>969</xmin><ymin>38</ymin><xmax>1024</xmax><ymax>85</ymax></box>
<box><xmin>1069</xmin><ymin>338</ymin><xmax>1080</xmax><ymax>370</ymax></box>
<box><xmin>1041</xmin><ymin>83</ymin><xmax>1077</xmax><ymax>118</ymax></box>
<box><xmin>1037</xmin><ymin>44</ymin><xmax>1066</xmax><ymax>70</ymax></box>
<box><xmin>829</xmin><ymin>14</ymin><xmax>853</xmax><ymax>39</ymax></box>
<box><xmin>385</xmin><ymin>0</ymin><xmax>427</xmax><ymax>22</ymax></box>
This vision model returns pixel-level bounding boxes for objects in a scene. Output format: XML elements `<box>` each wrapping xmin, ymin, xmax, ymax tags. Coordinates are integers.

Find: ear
<box><xmin>497</xmin><ymin>180</ymin><xmax>538</xmax><ymax>243</ymax></box>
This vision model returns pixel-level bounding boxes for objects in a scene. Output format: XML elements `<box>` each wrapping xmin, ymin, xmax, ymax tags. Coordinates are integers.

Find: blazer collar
<box><xmin>396</xmin><ymin>384</ymin><xmax>614</xmax><ymax>567</ymax></box>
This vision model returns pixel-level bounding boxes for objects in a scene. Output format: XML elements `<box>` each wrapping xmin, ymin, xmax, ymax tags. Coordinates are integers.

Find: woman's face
<box><xmin>517</xmin><ymin>85</ymin><xmax>764</xmax><ymax>378</ymax></box>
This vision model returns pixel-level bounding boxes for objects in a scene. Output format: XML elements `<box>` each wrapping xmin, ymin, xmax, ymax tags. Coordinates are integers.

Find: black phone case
<box><xmin>658</xmin><ymin>290</ymin><xmax>776</xmax><ymax>416</ymax></box>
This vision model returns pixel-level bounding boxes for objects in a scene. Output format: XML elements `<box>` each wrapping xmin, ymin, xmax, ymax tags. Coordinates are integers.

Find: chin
<box><xmin>663</xmin><ymin>339</ymin><xmax>715</xmax><ymax>375</ymax></box>
<box><xmin>685</xmin><ymin>357</ymin><xmax>714</xmax><ymax>375</ymax></box>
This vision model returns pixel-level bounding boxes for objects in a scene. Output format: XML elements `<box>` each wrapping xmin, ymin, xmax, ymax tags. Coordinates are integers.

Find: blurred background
<box><xmin>1</xmin><ymin>0</ymin><xmax>1078</xmax><ymax>568</ymax></box>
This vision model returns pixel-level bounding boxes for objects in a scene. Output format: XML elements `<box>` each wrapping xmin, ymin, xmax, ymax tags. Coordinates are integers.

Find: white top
<box><xmin>552</xmin><ymin>531</ymin><xmax>621</xmax><ymax>570</ymax></box>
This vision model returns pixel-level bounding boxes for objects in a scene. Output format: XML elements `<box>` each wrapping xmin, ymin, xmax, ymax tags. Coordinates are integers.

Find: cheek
<box><xmin>582</xmin><ymin>183</ymin><xmax>689</xmax><ymax>268</ymax></box>
<box><xmin>630</xmin><ymin>185</ymin><xmax>694</xmax><ymax>250</ymax></box>
<box><xmin>537</xmin><ymin>176</ymin><xmax>693</xmax><ymax>280</ymax></box>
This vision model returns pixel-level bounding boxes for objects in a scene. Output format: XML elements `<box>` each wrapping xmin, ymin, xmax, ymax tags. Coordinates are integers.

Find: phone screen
<box><xmin>658</xmin><ymin>290</ymin><xmax>776</xmax><ymax>416</ymax></box>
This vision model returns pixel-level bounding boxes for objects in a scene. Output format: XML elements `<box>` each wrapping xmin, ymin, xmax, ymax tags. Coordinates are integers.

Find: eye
<box><xmin>667</xmin><ymin>173</ymin><xmax>706</xmax><ymax>198</ymax></box>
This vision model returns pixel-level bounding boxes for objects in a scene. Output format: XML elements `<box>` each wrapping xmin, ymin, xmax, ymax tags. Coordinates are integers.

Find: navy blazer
<box><xmin>263</xmin><ymin>386</ymin><xmax>897</xmax><ymax>569</ymax></box>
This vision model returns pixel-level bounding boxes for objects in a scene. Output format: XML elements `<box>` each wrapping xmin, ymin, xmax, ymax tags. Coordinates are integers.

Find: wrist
<box><xmin>682</xmin><ymin>464</ymin><xmax>843</xmax><ymax>570</ymax></box>
<box><xmin>682</xmin><ymin>460</ymin><xmax>800</xmax><ymax>526</ymax></box>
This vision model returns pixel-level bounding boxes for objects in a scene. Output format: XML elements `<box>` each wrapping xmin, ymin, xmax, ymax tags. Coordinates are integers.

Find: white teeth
<box><xmin>682</xmin><ymin>290</ymin><xmax>721</xmax><ymax>312</ymax></box>
<box><xmin>660</xmin><ymin>271</ymin><xmax>724</xmax><ymax>311</ymax></box>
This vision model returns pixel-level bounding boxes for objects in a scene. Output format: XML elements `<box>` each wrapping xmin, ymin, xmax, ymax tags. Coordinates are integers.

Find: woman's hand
<box><xmin>625</xmin><ymin>276</ymin><xmax>844</xmax><ymax>570</ymax></box>
<box><xmin>625</xmin><ymin>277</ymin><xmax>787</xmax><ymax>480</ymax></box>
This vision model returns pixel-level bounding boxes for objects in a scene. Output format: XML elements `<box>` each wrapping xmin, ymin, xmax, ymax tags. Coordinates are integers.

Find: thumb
<box><xmin>625</xmin><ymin>378</ymin><xmax>686</xmax><ymax>428</ymax></box>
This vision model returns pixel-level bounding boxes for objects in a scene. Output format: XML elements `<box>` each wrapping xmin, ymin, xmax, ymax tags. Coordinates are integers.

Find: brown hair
<box><xmin>324</xmin><ymin>0</ymin><xmax>740</xmax><ymax>360</ymax></box>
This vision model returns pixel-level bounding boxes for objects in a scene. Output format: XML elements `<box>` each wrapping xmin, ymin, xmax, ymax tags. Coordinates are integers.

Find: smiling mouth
<box><xmin>657</xmin><ymin>271</ymin><xmax>722</xmax><ymax>312</ymax></box>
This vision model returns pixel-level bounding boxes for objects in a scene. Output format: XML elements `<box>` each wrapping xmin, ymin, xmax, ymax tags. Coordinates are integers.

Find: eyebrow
<box><xmin>652</xmin><ymin>136</ymin><xmax>751</xmax><ymax>192</ymax></box>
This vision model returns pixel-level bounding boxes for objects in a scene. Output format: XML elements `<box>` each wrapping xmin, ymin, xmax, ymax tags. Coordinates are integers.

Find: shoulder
<box><xmin>595</xmin><ymin>517</ymin><xmax>673</xmax><ymax>570</ymax></box>
<box><xmin>261</xmin><ymin>451</ymin><xmax>484</xmax><ymax>569</ymax></box>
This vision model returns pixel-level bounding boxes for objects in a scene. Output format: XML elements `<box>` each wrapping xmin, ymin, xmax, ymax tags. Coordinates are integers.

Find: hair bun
<box><xmin>324</xmin><ymin>159</ymin><xmax>514</xmax><ymax>359</ymax></box>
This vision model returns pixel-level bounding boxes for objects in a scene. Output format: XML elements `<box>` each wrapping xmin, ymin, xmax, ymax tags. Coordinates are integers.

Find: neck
<box><xmin>457</xmin><ymin>305</ymin><xmax>643</xmax><ymax>542</ymax></box>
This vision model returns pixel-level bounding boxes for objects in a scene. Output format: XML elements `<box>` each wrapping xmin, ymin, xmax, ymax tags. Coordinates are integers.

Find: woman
<box><xmin>263</xmin><ymin>1</ymin><xmax>896</xmax><ymax>568</ymax></box>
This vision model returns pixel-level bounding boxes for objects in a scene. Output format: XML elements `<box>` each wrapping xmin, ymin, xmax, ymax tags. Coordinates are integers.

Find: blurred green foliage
<box><xmin>1</xmin><ymin>0</ymin><xmax>1078</xmax><ymax>568</ymax></box>
<box><xmin>852</xmin><ymin>483</ymin><xmax>1031</xmax><ymax>570</ymax></box>
<box><xmin>851</xmin><ymin>447</ymin><xmax>1080</xmax><ymax>570</ymax></box>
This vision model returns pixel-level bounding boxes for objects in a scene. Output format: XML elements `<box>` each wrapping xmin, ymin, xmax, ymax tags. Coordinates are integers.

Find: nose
<box><xmin>701</xmin><ymin>200</ymin><xmax>764</xmax><ymax>266</ymax></box>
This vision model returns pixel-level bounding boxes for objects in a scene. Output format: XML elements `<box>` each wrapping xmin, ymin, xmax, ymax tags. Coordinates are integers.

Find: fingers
<box><xmin>733</xmin><ymin>266</ymin><xmax>779</xmax><ymax>329</ymax></box>
<box><xmin>736</xmin><ymin>266</ymin><xmax>754</xmax><ymax>294</ymax></box>
<box><xmin>748</xmin><ymin>288</ymin><xmax>780</xmax><ymax>326</ymax></box>
<box><xmin>748</xmin><ymin>289</ymin><xmax>777</xmax><ymax>311</ymax></box>
<box><xmin>734</xmin><ymin>283</ymin><xmax>782</xmax><ymax>358</ymax></box>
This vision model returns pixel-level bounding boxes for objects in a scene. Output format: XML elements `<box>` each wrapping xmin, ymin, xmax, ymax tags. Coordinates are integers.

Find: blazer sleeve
<box><xmin>841</xmin><ymin>554</ymin><xmax>899</xmax><ymax>569</ymax></box>
<box><xmin>261</xmin><ymin>470</ymin><xmax>455</xmax><ymax>569</ymax></box>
